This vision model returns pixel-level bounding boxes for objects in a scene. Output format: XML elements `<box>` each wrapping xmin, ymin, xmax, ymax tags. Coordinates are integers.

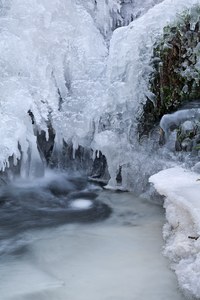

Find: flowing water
<box><xmin>0</xmin><ymin>172</ymin><xmax>186</xmax><ymax>300</ymax></box>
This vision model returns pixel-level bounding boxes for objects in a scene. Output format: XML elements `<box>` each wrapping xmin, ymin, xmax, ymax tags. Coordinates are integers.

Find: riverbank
<box><xmin>150</xmin><ymin>167</ymin><xmax>200</xmax><ymax>298</ymax></box>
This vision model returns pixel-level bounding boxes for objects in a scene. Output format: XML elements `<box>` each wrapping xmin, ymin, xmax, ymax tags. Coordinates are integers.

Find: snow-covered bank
<box><xmin>150</xmin><ymin>167</ymin><xmax>200</xmax><ymax>298</ymax></box>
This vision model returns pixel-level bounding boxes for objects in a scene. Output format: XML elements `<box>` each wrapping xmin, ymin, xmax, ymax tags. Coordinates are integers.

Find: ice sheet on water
<box><xmin>150</xmin><ymin>167</ymin><xmax>200</xmax><ymax>298</ymax></box>
<box><xmin>0</xmin><ymin>259</ymin><xmax>63</xmax><ymax>299</ymax></box>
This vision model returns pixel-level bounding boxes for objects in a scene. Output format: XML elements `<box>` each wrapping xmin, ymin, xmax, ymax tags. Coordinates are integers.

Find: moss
<box><xmin>138</xmin><ymin>5</ymin><xmax>200</xmax><ymax>137</ymax></box>
<box><xmin>194</xmin><ymin>144</ymin><xmax>200</xmax><ymax>150</ymax></box>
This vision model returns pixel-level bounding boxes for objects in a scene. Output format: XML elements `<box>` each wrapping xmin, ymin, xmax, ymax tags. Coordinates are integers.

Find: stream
<box><xmin>0</xmin><ymin>172</ymin><xmax>186</xmax><ymax>300</ymax></box>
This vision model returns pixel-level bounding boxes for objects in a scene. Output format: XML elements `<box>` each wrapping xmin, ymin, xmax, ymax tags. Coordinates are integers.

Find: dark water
<box><xmin>0</xmin><ymin>170</ymin><xmax>111</xmax><ymax>254</ymax></box>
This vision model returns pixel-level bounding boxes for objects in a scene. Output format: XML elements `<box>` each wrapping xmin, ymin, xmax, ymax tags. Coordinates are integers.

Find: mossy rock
<box><xmin>138</xmin><ymin>5</ymin><xmax>200</xmax><ymax>137</ymax></box>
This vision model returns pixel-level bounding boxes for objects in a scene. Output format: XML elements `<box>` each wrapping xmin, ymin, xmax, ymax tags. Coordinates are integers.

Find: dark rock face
<box><xmin>50</xmin><ymin>141</ymin><xmax>111</xmax><ymax>184</ymax></box>
<box><xmin>138</xmin><ymin>5</ymin><xmax>200</xmax><ymax>137</ymax></box>
<box><xmin>37</xmin><ymin>124</ymin><xmax>55</xmax><ymax>164</ymax></box>
<box><xmin>50</xmin><ymin>142</ymin><xmax>94</xmax><ymax>174</ymax></box>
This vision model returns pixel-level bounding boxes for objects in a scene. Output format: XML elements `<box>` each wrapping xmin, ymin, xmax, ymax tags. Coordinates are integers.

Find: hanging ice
<box><xmin>0</xmin><ymin>0</ymin><xmax>199</xmax><ymax>187</ymax></box>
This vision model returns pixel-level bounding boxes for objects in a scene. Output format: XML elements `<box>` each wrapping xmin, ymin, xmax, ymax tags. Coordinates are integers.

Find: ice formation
<box><xmin>0</xmin><ymin>0</ymin><xmax>197</xmax><ymax>186</ymax></box>
<box><xmin>150</xmin><ymin>167</ymin><xmax>200</xmax><ymax>298</ymax></box>
<box><xmin>0</xmin><ymin>0</ymin><xmax>199</xmax><ymax>185</ymax></box>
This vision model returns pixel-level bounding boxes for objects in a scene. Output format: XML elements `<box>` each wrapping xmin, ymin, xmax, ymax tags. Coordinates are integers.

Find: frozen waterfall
<box><xmin>0</xmin><ymin>0</ymin><xmax>199</xmax><ymax>190</ymax></box>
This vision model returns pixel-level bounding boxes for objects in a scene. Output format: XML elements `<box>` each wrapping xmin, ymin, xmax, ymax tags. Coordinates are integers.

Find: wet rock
<box><xmin>175</xmin><ymin>139</ymin><xmax>182</xmax><ymax>151</ymax></box>
<box><xmin>181</xmin><ymin>137</ymin><xmax>193</xmax><ymax>151</ymax></box>
<box><xmin>47</xmin><ymin>177</ymin><xmax>76</xmax><ymax>196</ymax></box>
<box><xmin>67</xmin><ymin>176</ymin><xmax>88</xmax><ymax>191</ymax></box>
<box><xmin>0</xmin><ymin>175</ymin><xmax>112</xmax><ymax>243</ymax></box>
<box><xmin>68</xmin><ymin>191</ymin><xmax>98</xmax><ymax>200</ymax></box>
<box><xmin>37</xmin><ymin>124</ymin><xmax>55</xmax><ymax>164</ymax></box>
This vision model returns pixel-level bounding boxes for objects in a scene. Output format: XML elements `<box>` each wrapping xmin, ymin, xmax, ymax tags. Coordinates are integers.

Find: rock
<box><xmin>175</xmin><ymin>139</ymin><xmax>182</xmax><ymax>151</ymax></box>
<box><xmin>138</xmin><ymin>6</ymin><xmax>200</xmax><ymax>137</ymax></box>
<box><xmin>181</xmin><ymin>137</ymin><xmax>193</xmax><ymax>151</ymax></box>
<box><xmin>194</xmin><ymin>134</ymin><xmax>200</xmax><ymax>143</ymax></box>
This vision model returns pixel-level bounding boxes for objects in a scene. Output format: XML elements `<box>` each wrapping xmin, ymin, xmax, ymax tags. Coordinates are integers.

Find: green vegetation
<box><xmin>139</xmin><ymin>5</ymin><xmax>200</xmax><ymax>137</ymax></box>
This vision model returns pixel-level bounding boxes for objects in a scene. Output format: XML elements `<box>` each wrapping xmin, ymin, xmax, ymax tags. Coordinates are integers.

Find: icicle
<box><xmin>28</xmin><ymin>135</ymin><xmax>45</xmax><ymax>178</ymax></box>
<box><xmin>72</xmin><ymin>137</ymin><xmax>79</xmax><ymax>160</ymax></box>
<box><xmin>13</xmin><ymin>153</ymin><xmax>19</xmax><ymax>167</ymax></box>
<box><xmin>92</xmin><ymin>149</ymin><xmax>96</xmax><ymax>161</ymax></box>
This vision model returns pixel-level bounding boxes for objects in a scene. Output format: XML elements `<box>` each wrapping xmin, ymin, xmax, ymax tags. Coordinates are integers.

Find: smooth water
<box><xmin>0</xmin><ymin>173</ymin><xmax>186</xmax><ymax>300</ymax></box>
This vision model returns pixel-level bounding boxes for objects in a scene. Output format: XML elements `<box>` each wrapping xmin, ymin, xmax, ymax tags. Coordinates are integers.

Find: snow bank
<box><xmin>150</xmin><ymin>167</ymin><xmax>200</xmax><ymax>298</ymax></box>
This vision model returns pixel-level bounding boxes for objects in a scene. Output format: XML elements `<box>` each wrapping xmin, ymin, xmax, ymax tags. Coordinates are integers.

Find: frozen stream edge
<box><xmin>0</xmin><ymin>191</ymin><xmax>185</xmax><ymax>300</ymax></box>
<box><xmin>150</xmin><ymin>167</ymin><xmax>200</xmax><ymax>299</ymax></box>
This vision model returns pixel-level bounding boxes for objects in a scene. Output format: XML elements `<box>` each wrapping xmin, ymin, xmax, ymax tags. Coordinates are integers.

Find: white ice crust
<box><xmin>150</xmin><ymin>167</ymin><xmax>200</xmax><ymax>298</ymax></box>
